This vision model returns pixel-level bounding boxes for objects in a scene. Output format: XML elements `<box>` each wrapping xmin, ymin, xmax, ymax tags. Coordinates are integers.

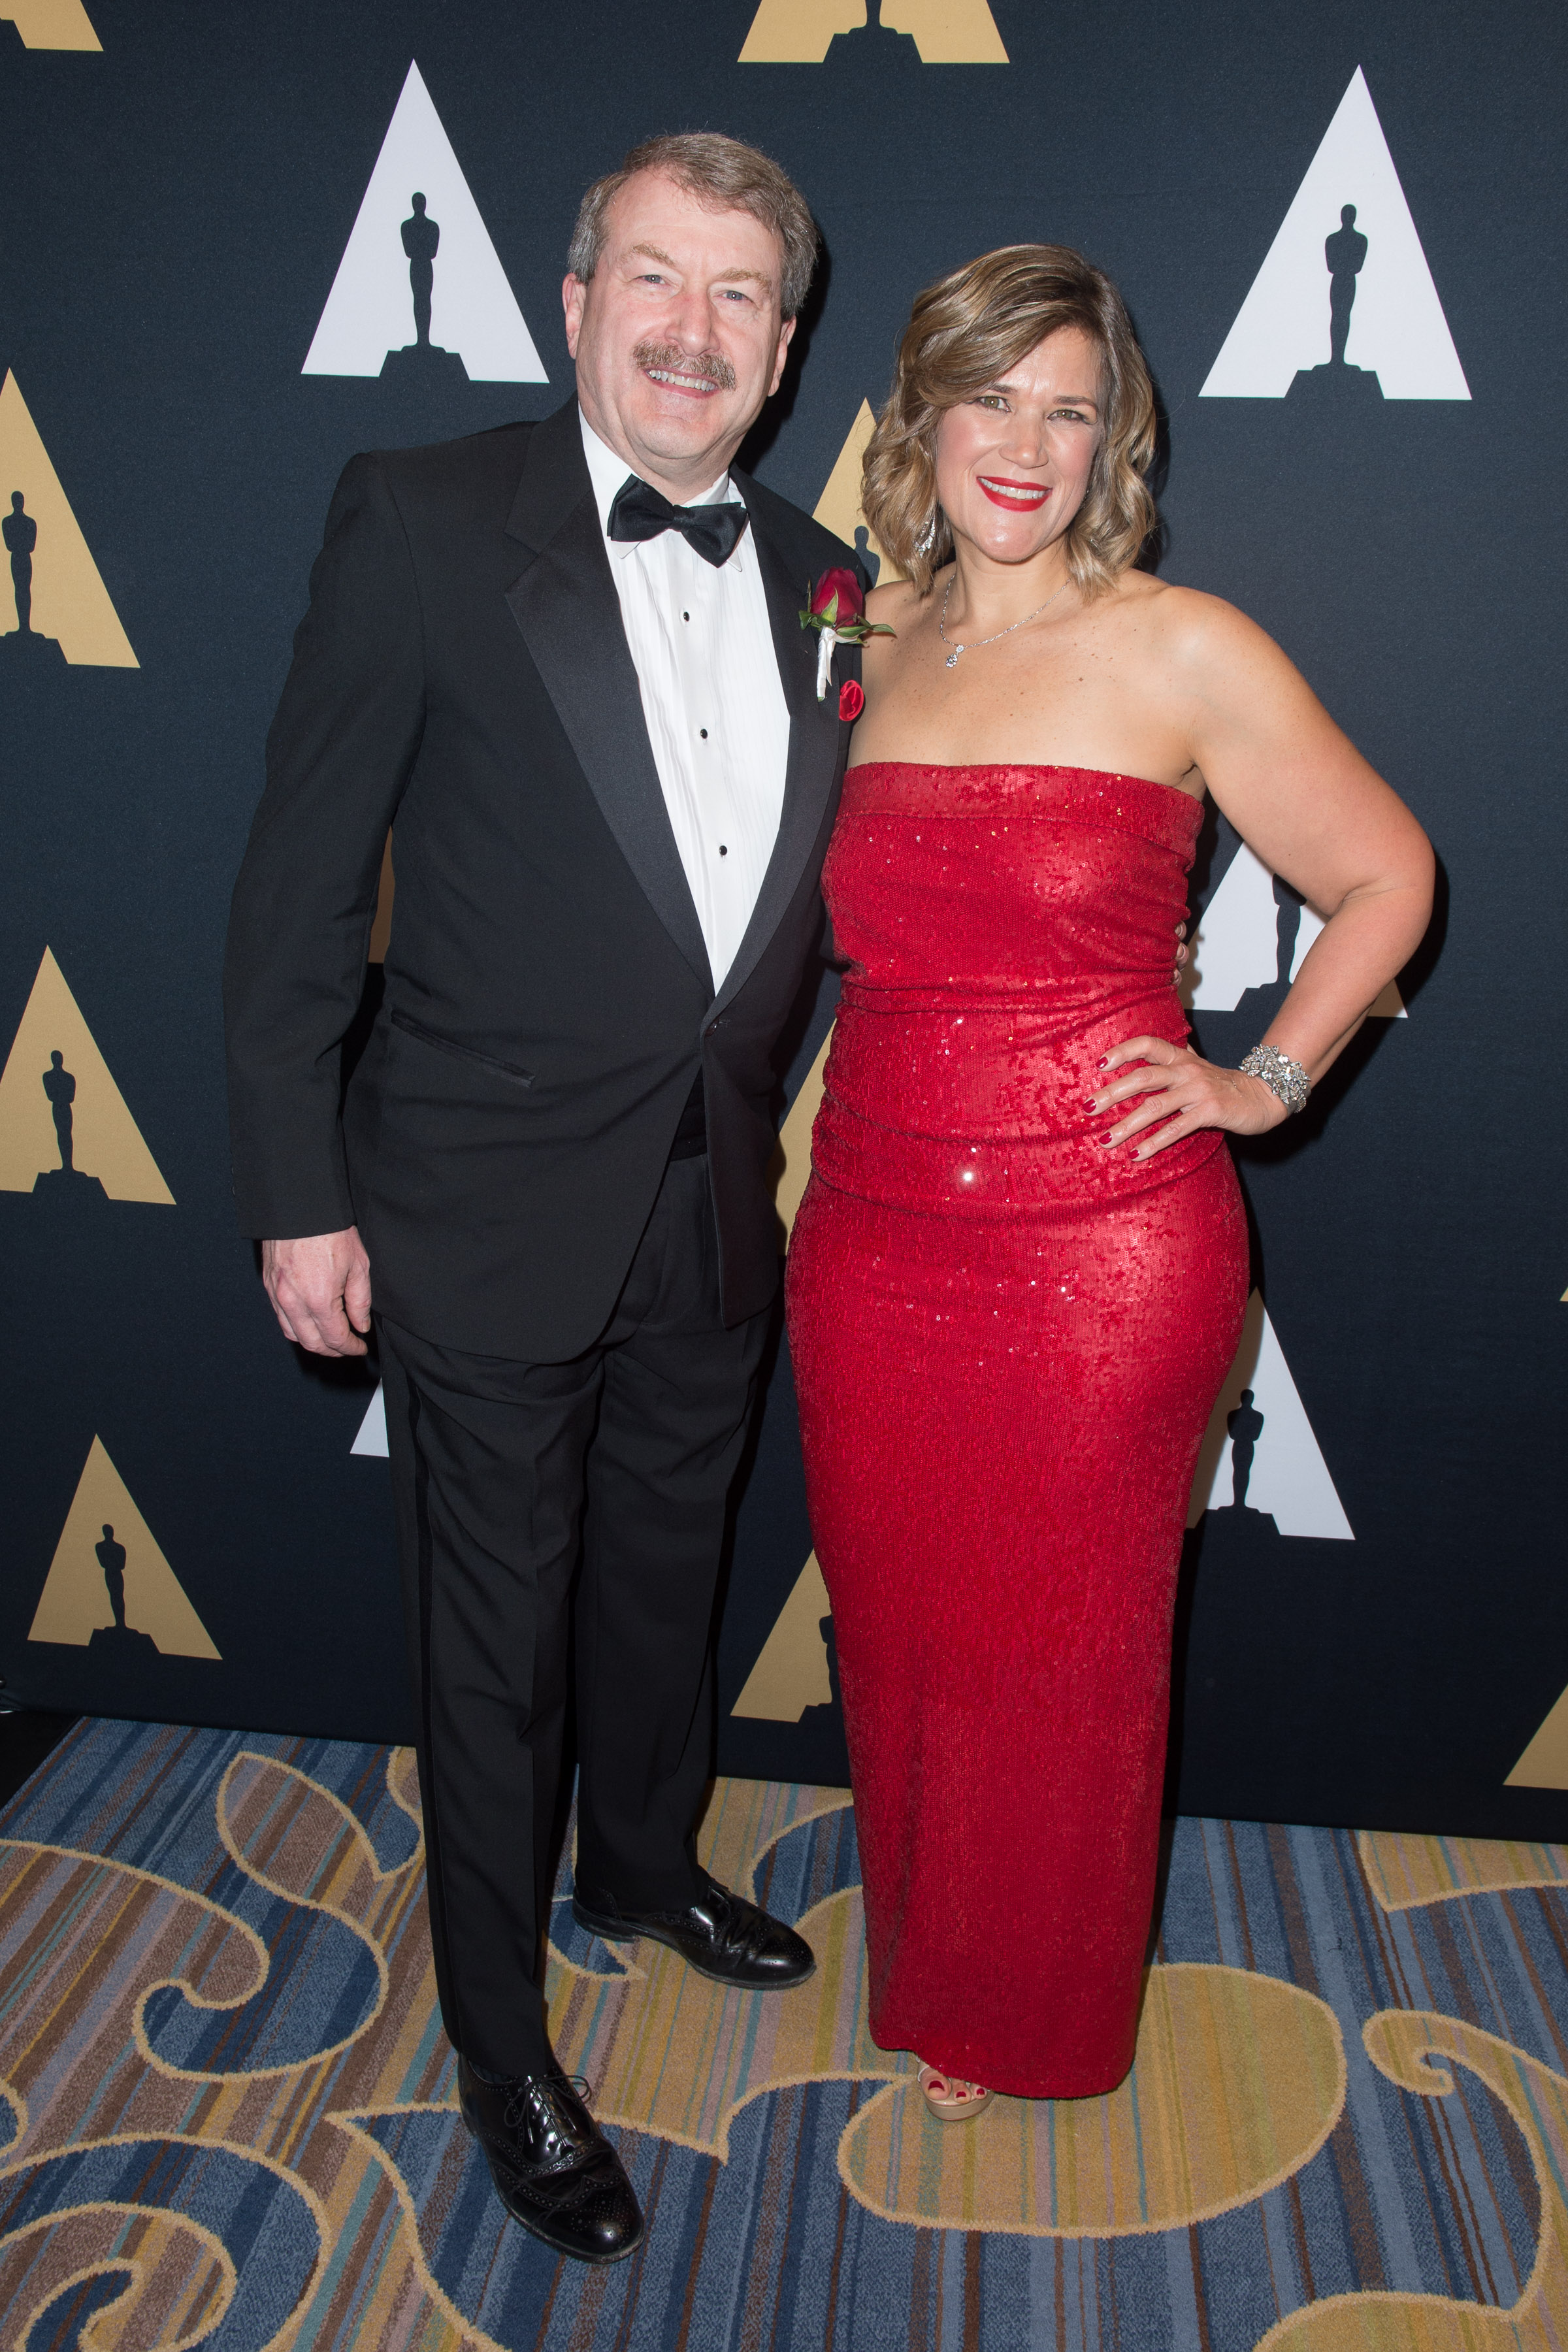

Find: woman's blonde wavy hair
<box><xmin>862</xmin><ymin>244</ymin><xmax>1157</xmax><ymax>600</ymax></box>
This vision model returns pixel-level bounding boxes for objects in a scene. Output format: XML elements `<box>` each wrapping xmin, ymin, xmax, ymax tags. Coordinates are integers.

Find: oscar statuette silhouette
<box><xmin>96</xmin><ymin>1524</ymin><xmax>127</xmax><ymax>1628</ymax></box>
<box><xmin>87</xmin><ymin>1522</ymin><xmax>159</xmax><ymax>1660</ymax></box>
<box><xmin>826</xmin><ymin>0</ymin><xmax>920</xmax><ymax>76</ymax></box>
<box><xmin>1227</xmin><ymin>1390</ymin><xmax>1265</xmax><ymax>1512</ymax></box>
<box><xmin>2</xmin><ymin>491</ymin><xmax>66</xmax><ymax>663</ymax></box>
<box><xmin>380</xmin><ymin>193</ymin><xmax>470</xmax><ymax>385</ymax></box>
<box><xmin>794</xmin><ymin>1609</ymin><xmax>854</xmax><ymax>1787</ymax></box>
<box><xmin>34</xmin><ymin>1052</ymin><xmax>107</xmax><ymax>1200</ymax></box>
<box><xmin>1288</xmin><ymin>203</ymin><xmax>1384</xmax><ymax>402</ymax></box>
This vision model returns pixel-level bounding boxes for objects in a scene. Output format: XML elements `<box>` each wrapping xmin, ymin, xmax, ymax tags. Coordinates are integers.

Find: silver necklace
<box><xmin>939</xmin><ymin>574</ymin><xmax>1070</xmax><ymax>668</ymax></box>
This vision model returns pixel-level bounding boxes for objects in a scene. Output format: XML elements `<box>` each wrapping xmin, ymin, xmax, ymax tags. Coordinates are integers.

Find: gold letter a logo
<box><xmin>30</xmin><ymin>1437</ymin><xmax>220</xmax><ymax>1658</ymax></box>
<box><xmin>0</xmin><ymin>948</ymin><xmax>173</xmax><ymax>1203</ymax></box>
<box><xmin>1</xmin><ymin>0</ymin><xmax>100</xmax><ymax>50</ymax></box>
<box><xmin>0</xmin><ymin>374</ymin><xmax>136</xmax><ymax>665</ymax></box>
<box><xmin>740</xmin><ymin>0</ymin><xmax>1007</xmax><ymax>64</ymax></box>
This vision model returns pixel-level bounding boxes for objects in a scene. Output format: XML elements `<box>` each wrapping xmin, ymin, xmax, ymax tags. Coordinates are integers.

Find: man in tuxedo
<box><xmin>223</xmin><ymin>133</ymin><xmax>863</xmax><ymax>2264</ymax></box>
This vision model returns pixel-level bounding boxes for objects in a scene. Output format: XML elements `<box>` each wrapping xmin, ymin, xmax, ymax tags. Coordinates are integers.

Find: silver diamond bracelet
<box><xmin>1239</xmin><ymin>1043</ymin><xmax>1311</xmax><ymax>1117</ymax></box>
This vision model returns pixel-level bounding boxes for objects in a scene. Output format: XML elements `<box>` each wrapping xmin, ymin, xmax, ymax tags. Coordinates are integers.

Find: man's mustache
<box><xmin>632</xmin><ymin>342</ymin><xmax>738</xmax><ymax>392</ymax></box>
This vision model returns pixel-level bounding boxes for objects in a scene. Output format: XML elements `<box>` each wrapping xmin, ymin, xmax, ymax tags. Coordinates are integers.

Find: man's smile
<box><xmin>631</xmin><ymin>342</ymin><xmax>740</xmax><ymax>404</ymax></box>
<box><xmin>644</xmin><ymin>365</ymin><xmax>721</xmax><ymax>397</ymax></box>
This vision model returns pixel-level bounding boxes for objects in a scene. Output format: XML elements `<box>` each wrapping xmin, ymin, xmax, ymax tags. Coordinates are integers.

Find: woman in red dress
<box><xmin>784</xmin><ymin>247</ymin><xmax>1432</xmax><ymax>2118</ymax></box>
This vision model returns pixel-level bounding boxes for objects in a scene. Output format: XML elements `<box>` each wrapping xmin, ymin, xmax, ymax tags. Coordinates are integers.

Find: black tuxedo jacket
<box><xmin>223</xmin><ymin>398</ymin><xmax>863</xmax><ymax>1359</ymax></box>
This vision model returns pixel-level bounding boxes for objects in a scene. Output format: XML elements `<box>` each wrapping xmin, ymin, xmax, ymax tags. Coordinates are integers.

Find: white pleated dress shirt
<box><xmin>580</xmin><ymin>411</ymin><xmax>791</xmax><ymax>994</ymax></box>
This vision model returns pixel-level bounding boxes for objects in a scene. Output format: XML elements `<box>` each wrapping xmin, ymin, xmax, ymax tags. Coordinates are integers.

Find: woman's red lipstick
<box><xmin>977</xmin><ymin>475</ymin><xmax>1051</xmax><ymax>512</ymax></box>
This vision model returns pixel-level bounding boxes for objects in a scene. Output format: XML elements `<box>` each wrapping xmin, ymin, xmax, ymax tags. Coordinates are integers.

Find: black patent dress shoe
<box><xmin>457</xmin><ymin>2057</ymin><xmax>644</xmax><ymax>2264</ymax></box>
<box><xmin>572</xmin><ymin>1868</ymin><xmax>815</xmax><ymax>1989</ymax></box>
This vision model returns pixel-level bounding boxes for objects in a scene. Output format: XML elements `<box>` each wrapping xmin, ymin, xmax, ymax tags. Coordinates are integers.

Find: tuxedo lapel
<box><xmin>711</xmin><ymin>485</ymin><xmax>843</xmax><ymax>1017</ymax></box>
<box><xmin>504</xmin><ymin>403</ymin><xmax>713</xmax><ymax>995</ymax></box>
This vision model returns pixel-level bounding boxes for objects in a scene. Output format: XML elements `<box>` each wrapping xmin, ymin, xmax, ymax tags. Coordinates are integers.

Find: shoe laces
<box><xmin>502</xmin><ymin>2071</ymin><xmax>594</xmax><ymax>2132</ymax></box>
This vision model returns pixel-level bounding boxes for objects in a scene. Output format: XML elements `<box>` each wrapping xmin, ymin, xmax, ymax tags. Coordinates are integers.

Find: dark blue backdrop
<box><xmin>3</xmin><ymin>0</ymin><xmax>1563</xmax><ymax>1839</ymax></box>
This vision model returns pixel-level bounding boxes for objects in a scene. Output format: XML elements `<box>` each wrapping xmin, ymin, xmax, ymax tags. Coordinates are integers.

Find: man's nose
<box><xmin>666</xmin><ymin>286</ymin><xmax>723</xmax><ymax>351</ymax></box>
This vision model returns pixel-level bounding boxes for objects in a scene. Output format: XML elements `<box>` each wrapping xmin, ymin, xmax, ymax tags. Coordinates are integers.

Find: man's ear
<box><xmin>562</xmin><ymin>273</ymin><xmax>587</xmax><ymax>359</ymax></box>
<box><xmin>767</xmin><ymin>312</ymin><xmax>797</xmax><ymax>398</ymax></box>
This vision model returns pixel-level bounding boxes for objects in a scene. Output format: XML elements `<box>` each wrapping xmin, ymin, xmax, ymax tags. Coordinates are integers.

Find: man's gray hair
<box><xmin>567</xmin><ymin>131</ymin><xmax>820</xmax><ymax>321</ymax></box>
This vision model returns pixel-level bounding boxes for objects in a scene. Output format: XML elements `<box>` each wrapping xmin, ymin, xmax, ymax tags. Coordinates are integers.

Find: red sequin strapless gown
<box><xmin>785</xmin><ymin>764</ymin><xmax>1249</xmax><ymax>2099</ymax></box>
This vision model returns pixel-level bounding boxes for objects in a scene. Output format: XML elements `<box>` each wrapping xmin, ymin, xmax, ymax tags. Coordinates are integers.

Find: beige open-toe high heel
<box><xmin>918</xmin><ymin>2063</ymin><xmax>994</xmax><ymax>2121</ymax></box>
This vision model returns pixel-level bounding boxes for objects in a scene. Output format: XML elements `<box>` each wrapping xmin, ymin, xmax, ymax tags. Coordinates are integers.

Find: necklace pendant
<box><xmin>945</xmin><ymin>649</ymin><xmax>962</xmax><ymax>668</ymax></box>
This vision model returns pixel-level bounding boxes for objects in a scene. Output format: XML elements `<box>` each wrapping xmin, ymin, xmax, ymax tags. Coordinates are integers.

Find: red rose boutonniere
<box><xmin>799</xmin><ymin>566</ymin><xmax>894</xmax><ymax>701</ymax></box>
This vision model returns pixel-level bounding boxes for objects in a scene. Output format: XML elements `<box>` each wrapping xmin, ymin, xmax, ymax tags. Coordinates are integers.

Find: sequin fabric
<box><xmin>785</xmin><ymin>763</ymin><xmax>1249</xmax><ymax>2099</ymax></box>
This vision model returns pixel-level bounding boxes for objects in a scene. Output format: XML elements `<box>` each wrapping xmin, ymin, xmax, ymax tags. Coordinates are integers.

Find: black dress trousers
<box><xmin>377</xmin><ymin>1152</ymin><xmax>768</xmax><ymax>2080</ymax></box>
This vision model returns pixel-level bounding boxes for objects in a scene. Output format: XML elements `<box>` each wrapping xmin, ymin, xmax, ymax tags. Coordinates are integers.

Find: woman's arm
<box><xmin>1093</xmin><ymin>592</ymin><xmax>1434</xmax><ymax>1157</ymax></box>
<box><xmin>1184</xmin><ymin>595</ymin><xmax>1433</xmax><ymax>1080</ymax></box>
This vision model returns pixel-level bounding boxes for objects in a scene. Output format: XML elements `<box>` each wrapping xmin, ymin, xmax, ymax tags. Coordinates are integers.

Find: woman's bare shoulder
<box><xmin>1117</xmin><ymin>572</ymin><xmax>1288</xmax><ymax>679</ymax></box>
<box><xmin>865</xmin><ymin>576</ymin><xmax>928</xmax><ymax>630</ymax></box>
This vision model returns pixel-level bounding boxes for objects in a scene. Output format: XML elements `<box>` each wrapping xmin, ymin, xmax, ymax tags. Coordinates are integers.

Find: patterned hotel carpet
<box><xmin>5</xmin><ymin>1727</ymin><xmax>1568</xmax><ymax>2349</ymax></box>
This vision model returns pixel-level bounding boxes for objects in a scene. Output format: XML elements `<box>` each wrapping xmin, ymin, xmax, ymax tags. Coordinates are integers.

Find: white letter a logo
<box><xmin>1188</xmin><ymin>1292</ymin><xmax>1353</xmax><ymax>1541</ymax></box>
<box><xmin>304</xmin><ymin>62</ymin><xmax>547</xmax><ymax>385</ymax></box>
<box><xmin>1201</xmin><ymin>69</ymin><xmax>1469</xmax><ymax>401</ymax></box>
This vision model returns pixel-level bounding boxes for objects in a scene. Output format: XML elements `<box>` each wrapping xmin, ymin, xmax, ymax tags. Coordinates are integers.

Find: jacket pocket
<box><xmin>389</xmin><ymin>1009</ymin><xmax>534</xmax><ymax>1088</ymax></box>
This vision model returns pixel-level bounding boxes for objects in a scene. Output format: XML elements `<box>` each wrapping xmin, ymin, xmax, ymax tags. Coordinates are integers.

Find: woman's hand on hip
<box><xmin>1088</xmin><ymin>1037</ymin><xmax>1284</xmax><ymax>1158</ymax></box>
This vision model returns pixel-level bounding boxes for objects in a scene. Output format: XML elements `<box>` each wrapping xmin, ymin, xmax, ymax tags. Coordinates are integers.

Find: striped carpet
<box><xmin>3</xmin><ymin>1723</ymin><xmax>1568</xmax><ymax>2349</ymax></box>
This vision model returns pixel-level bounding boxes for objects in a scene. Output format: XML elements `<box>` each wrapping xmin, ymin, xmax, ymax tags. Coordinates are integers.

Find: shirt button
<box><xmin>699</xmin><ymin>728</ymin><xmax>708</xmax><ymax>740</ymax></box>
<box><xmin>719</xmin><ymin>844</ymin><xmax>728</xmax><ymax>857</ymax></box>
<box><xmin>683</xmin><ymin>611</ymin><xmax>691</xmax><ymax>622</ymax></box>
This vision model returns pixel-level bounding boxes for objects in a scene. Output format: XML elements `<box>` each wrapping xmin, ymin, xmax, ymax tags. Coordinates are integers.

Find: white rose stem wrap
<box><xmin>815</xmin><ymin>625</ymin><xmax>840</xmax><ymax>702</ymax></box>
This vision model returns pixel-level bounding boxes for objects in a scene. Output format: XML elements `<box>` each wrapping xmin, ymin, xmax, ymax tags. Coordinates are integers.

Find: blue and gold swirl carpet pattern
<box><xmin>5</xmin><ymin>1723</ymin><xmax>1568</xmax><ymax>2349</ymax></box>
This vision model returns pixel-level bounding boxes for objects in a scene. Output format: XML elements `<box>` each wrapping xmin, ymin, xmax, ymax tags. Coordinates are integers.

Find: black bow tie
<box><xmin>607</xmin><ymin>476</ymin><xmax>749</xmax><ymax>568</ymax></box>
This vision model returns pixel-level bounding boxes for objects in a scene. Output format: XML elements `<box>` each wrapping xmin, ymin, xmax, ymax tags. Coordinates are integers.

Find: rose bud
<box><xmin>809</xmin><ymin>567</ymin><xmax>864</xmax><ymax>629</ymax></box>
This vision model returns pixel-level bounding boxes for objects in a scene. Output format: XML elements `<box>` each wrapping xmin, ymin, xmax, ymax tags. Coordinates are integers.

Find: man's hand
<box><xmin>262</xmin><ymin>1228</ymin><xmax>372</xmax><ymax>1357</ymax></box>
